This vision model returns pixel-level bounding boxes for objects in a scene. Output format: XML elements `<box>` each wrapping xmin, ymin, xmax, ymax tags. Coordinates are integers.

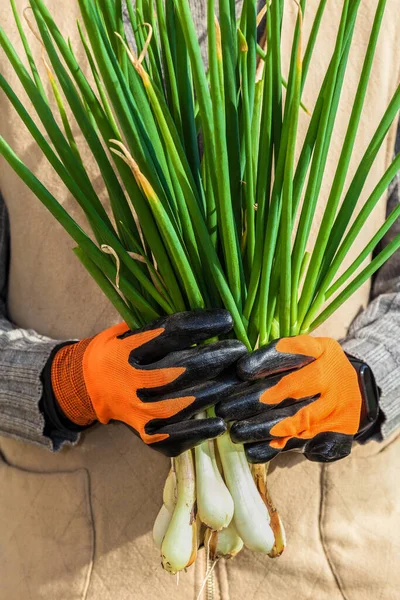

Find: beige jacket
<box><xmin>0</xmin><ymin>1</ymin><xmax>399</xmax><ymax>599</ymax></box>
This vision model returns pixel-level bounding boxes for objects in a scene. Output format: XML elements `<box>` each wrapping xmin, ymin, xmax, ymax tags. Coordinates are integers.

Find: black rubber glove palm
<box><xmin>51</xmin><ymin>309</ymin><xmax>247</xmax><ymax>457</ymax></box>
<box><xmin>216</xmin><ymin>336</ymin><xmax>380</xmax><ymax>464</ymax></box>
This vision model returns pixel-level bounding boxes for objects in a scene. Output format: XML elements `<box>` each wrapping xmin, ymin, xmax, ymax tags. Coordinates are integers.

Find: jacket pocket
<box><xmin>0</xmin><ymin>453</ymin><xmax>94</xmax><ymax>600</ymax></box>
<box><xmin>320</xmin><ymin>434</ymin><xmax>400</xmax><ymax>600</ymax></box>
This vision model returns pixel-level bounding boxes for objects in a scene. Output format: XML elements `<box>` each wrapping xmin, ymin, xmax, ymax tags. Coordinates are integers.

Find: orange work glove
<box><xmin>51</xmin><ymin>309</ymin><xmax>247</xmax><ymax>456</ymax></box>
<box><xmin>216</xmin><ymin>335</ymin><xmax>379</xmax><ymax>463</ymax></box>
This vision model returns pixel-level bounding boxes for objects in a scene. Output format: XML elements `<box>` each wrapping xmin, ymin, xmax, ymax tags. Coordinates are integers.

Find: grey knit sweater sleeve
<box><xmin>0</xmin><ymin>1</ymin><xmax>399</xmax><ymax>449</ymax></box>
<box><xmin>0</xmin><ymin>1</ymin><xmax>211</xmax><ymax>451</ymax></box>
<box><xmin>342</xmin><ymin>128</ymin><xmax>400</xmax><ymax>440</ymax></box>
<box><xmin>1</xmin><ymin>150</ymin><xmax>400</xmax><ymax>450</ymax></box>
<box><xmin>0</xmin><ymin>196</ymin><xmax>77</xmax><ymax>450</ymax></box>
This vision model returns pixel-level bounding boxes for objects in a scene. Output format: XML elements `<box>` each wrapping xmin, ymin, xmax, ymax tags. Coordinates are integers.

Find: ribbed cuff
<box><xmin>50</xmin><ymin>338</ymin><xmax>96</xmax><ymax>426</ymax></box>
<box><xmin>342</xmin><ymin>336</ymin><xmax>400</xmax><ymax>440</ymax></box>
<box><xmin>40</xmin><ymin>342</ymin><xmax>93</xmax><ymax>448</ymax></box>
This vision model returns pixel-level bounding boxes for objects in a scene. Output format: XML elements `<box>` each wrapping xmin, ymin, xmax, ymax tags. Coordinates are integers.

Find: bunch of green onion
<box><xmin>1</xmin><ymin>0</ymin><xmax>399</xmax><ymax>575</ymax></box>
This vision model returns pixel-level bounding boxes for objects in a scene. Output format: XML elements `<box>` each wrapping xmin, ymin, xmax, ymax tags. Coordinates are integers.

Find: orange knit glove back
<box><xmin>216</xmin><ymin>336</ymin><xmax>363</xmax><ymax>463</ymax></box>
<box><xmin>51</xmin><ymin>310</ymin><xmax>246</xmax><ymax>456</ymax></box>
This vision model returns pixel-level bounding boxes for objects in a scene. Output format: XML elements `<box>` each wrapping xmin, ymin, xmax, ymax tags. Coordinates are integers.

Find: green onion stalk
<box><xmin>1</xmin><ymin>0</ymin><xmax>399</xmax><ymax>576</ymax></box>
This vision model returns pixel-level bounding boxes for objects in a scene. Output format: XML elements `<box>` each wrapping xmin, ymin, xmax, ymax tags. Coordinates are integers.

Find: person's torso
<box><xmin>0</xmin><ymin>1</ymin><xmax>399</xmax><ymax>599</ymax></box>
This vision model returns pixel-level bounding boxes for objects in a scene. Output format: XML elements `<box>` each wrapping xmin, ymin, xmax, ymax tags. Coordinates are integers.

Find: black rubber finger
<box><xmin>215</xmin><ymin>374</ymin><xmax>290</xmax><ymax>421</ymax></box>
<box><xmin>229</xmin><ymin>396</ymin><xmax>316</xmax><ymax>443</ymax></box>
<box><xmin>303</xmin><ymin>432</ymin><xmax>353</xmax><ymax>463</ymax></box>
<box><xmin>237</xmin><ymin>338</ymin><xmax>315</xmax><ymax>381</ymax></box>
<box><xmin>120</xmin><ymin>309</ymin><xmax>234</xmax><ymax>362</ymax></box>
<box><xmin>137</xmin><ymin>340</ymin><xmax>247</xmax><ymax>394</ymax></box>
<box><xmin>280</xmin><ymin>437</ymin><xmax>309</xmax><ymax>453</ymax></box>
<box><xmin>142</xmin><ymin>371</ymin><xmax>242</xmax><ymax>428</ymax></box>
<box><xmin>146</xmin><ymin>417</ymin><xmax>227</xmax><ymax>457</ymax></box>
<box><xmin>244</xmin><ymin>442</ymin><xmax>282</xmax><ymax>464</ymax></box>
<box><xmin>243</xmin><ymin>435</ymin><xmax>313</xmax><ymax>464</ymax></box>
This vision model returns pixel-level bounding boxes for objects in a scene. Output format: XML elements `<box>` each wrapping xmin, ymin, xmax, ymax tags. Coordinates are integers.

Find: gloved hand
<box><xmin>216</xmin><ymin>335</ymin><xmax>380</xmax><ymax>463</ymax></box>
<box><xmin>50</xmin><ymin>309</ymin><xmax>247</xmax><ymax>456</ymax></box>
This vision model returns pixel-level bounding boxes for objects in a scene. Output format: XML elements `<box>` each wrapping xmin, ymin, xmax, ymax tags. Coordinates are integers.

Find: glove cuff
<box><xmin>346</xmin><ymin>354</ymin><xmax>381</xmax><ymax>440</ymax></box>
<box><xmin>51</xmin><ymin>338</ymin><xmax>96</xmax><ymax>426</ymax></box>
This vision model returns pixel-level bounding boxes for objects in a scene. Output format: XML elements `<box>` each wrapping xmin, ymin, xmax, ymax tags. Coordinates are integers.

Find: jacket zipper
<box><xmin>206</xmin><ymin>551</ymin><xmax>215</xmax><ymax>600</ymax></box>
